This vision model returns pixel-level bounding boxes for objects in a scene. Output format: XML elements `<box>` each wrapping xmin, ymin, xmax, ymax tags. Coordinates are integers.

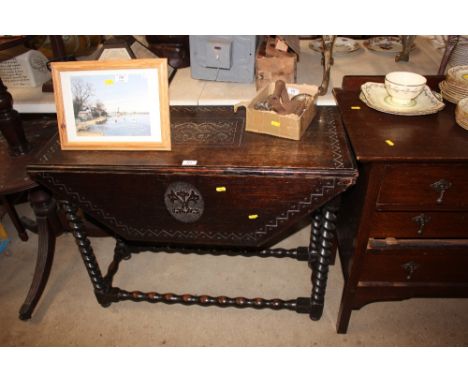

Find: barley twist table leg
<box><xmin>62</xmin><ymin>200</ymin><xmax>115</xmax><ymax>307</ymax></box>
<box><xmin>309</xmin><ymin>203</ymin><xmax>338</xmax><ymax>320</ymax></box>
<box><xmin>308</xmin><ymin>209</ymin><xmax>323</xmax><ymax>268</ymax></box>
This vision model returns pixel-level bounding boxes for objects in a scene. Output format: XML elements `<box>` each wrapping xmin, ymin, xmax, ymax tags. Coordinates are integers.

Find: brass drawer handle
<box><xmin>412</xmin><ymin>213</ymin><xmax>431</xmax><ymax>235</ymax></box>
<box><xmin>430</xmin><ymin>179</ymin><xmax>452</xmax><ymax>204</ymax></box>
<box><xmin>401</xmin><ymin>261</ymin><xmax>420</xmax><ymax>280</ymax></box>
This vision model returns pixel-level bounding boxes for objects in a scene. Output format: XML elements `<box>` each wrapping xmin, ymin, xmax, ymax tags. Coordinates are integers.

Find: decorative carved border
<box><xmin>322</xmin><ymin>107</ymin><xmax>345</xmax><ymax>169</ymax></box>
<box><xmin>37</xmin><ymin>172</ymin><xmax>348</xmax><ymax>245</ymax></box>
<box><xmin>171</xmin><ymin>106</ymin><xmax>235</xmax><ymax>114</ymax></box>
<box><xmin>38</xmin><ymin>138</ymin><xmax>60</xmax><ymax>163</ymax></box>
<box><xmin>254</xmin><ymin>177</ymin><xmax>337</xmax><ymax>238</ymax></box>
<box><xmin>171</xmin><ymin>120</ymin><xmax>243</xmax><ymax>146</ymax></box>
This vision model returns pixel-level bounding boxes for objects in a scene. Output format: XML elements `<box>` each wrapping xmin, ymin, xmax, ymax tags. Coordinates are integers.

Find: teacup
<box><xmin>385</xmin><ymin>71</ymin><xmax>427</xmax><ymax>106</ymax></box>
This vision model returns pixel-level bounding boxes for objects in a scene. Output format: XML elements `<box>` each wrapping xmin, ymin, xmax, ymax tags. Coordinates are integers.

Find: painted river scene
<box><xmin>71</xmin><ymin>71</ymin><xmax>153</xmax><ymax>137</ymax></box>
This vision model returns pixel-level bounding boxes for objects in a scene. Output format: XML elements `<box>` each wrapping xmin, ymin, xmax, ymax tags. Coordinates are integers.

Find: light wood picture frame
<box><xmin>51</xmin><ymin>58</ymin><xmax>171</xmax><ymax>150</ymax></box>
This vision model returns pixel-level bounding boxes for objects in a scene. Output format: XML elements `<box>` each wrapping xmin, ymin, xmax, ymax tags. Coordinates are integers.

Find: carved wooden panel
<box><xmin>35</xmin><ymin>171</ymin><xmax>353</xmax><ymax>247</ymax></box>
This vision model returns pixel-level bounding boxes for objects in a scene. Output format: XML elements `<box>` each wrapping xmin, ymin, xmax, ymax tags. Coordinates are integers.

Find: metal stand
<box><xmin>318</xmin><ymin>35</ymin><xmax>336</xmax><ymax>96</ymax></box>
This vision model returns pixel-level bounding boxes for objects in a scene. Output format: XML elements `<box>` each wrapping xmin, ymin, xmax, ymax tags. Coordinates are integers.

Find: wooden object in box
<box><xmin>242</xmin><ymin>82</ymin><xmax>318</xmax><ymax>141</ymax></box>
<box><xmin>333</xmin><ymin>75</ymin><xmax>468</xmax><ymax>334</ymax></box>
<box><xmin>256</xmin><ymin>37</ymin><xmax>297</xmax><ymax>90</ymax></box>
<box><xmin>27</xmin><ymin>105</ymin><xmax>357</xmax><ymax>320</ymax></box>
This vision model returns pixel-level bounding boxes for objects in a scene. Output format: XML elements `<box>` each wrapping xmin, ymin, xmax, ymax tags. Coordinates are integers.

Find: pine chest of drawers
<box><xmin>334</xmin><ymin>76</ymin><xmax>468</xmax><ymax>333</ymax></box>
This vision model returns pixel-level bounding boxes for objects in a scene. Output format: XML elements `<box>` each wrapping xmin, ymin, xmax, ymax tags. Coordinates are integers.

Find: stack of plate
<box><xmin>455</xmin><ymin>98</ymin><xmax>468</xmax><ymax>130</ymax></box>
<box><xmin>439</xmin><ymin>65</ymin><xmax>468</xmax><ymax>104</ymax></box>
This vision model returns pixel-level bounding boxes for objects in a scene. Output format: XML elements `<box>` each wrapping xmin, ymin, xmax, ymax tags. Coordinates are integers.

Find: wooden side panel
<box><xmin>35</xmin><ymin>171</ymin><xmax>352</xmax><ymax>247</ymax></box>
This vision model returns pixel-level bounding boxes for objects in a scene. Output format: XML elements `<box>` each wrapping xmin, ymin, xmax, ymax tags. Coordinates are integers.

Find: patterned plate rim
<box><xmin>360</xmin><ymin>83</ymin><xmax>445</xmax><ymax>116</ymax></box>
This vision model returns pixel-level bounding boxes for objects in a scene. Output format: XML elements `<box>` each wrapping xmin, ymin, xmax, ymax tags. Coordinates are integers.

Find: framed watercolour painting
<box><xmin>51</xmin><ymin>58</ymin><xmax>171</xmax><ymax>150</ymax></box>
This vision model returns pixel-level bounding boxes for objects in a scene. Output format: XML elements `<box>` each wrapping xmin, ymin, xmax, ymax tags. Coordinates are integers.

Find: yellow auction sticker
<box><xmin>248</xmin><ymin>214</ymin><xmax>259</xmax><ymax>220</ymax></box>
<box><xmin>385</xmin><ymin>139</ymin><xmax>395</xmax><ymax>146</ymax></box>
<box><xmin>216</xmin><ymin>186</ymin><xmax>226</xmax><ymax>192</ymax></box>
<box><xmin>104</xmin><ymin>79</ymin><xmax>114</xmax><ymax>85</ymax></box>
<box><xmin>271</xmin><ymin>121</ymin><xmax>281</xmax><ymax>127</ymax></box>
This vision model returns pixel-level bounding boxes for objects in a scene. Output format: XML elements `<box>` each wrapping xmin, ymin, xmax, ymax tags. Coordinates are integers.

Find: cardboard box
<box><xmin>238</xmin><ymin>82</ymin><xmax>319</xmax><ymax>141</ymax></box>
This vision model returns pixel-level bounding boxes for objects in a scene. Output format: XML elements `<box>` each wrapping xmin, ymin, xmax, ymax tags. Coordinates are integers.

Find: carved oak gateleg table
<box><xmin>28</xmin><ymin>106</ymin><xmax>357</xmax><ymax>320</ymax></box>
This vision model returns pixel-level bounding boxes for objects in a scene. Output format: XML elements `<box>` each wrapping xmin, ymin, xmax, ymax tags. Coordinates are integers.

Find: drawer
<box><xmin>369</xmin><ymin>211</ymin><xmax>468</xmax><ymax>239</ymax></box>
<box><xmin>377</xmin><ymin>164</ymin><xmax>468</xmax><ymax>210</ymax></box>
<box><xmin>360</xmin><ymin>244</ymin><xmax>468</xmax><ymax>284</ymax></box>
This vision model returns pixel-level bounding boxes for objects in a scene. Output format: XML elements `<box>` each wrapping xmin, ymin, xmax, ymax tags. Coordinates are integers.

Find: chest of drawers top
<box><xmin>334</xmin><ymin>76</ymin><xmax>468</xmax><ymax>163</ymax></box>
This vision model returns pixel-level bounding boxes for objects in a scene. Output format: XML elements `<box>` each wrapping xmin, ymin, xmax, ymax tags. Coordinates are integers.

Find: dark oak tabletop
<box><xmin>30</xmin><ymin>106</ymin><xmax>357</xmax><ymax>178</ymax></box>
<box><xmin>334</xmin><ymin>75</ymin><xmax>468</xmax><ymax>163</ymax></box>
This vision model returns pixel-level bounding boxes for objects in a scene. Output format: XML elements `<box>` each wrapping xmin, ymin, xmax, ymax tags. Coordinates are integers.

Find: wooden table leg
<box><xmin>61</xmin><ymin>200</ymin><xmax>111</xmax><ymax>307</ymax></box>
<box><xmin>309</xmin><ymin>202</ymin><xmax>338</xmax><ymax>320</ymax></box>
<box><xmin>19</xmin><ymin>188</ymin><xmax>58</xmax><ymax>320</ymax></box>
<box><xmin>1</xmin><ymin>194</ymin><xmax>28</xmax><ymax>241</ymax></box>
<box><xmin>308</xmin><ymin>208</ymin><xmax>322</xmax><ymax>269</ymax></box>
<box><xmin>336</xmin><ymin>288</ymin><xmax>354</xmax><ymax>334</ymax></box>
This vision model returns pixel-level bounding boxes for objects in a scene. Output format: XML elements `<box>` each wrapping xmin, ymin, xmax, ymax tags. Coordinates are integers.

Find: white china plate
<box><xmin>440</xmin><ymin>90</ymin><xmax>459</xmax><ymax>104</ymax></box>
<box><xmin>456</xmin><ymin>114</ymin><xmax>468</xmax><ymax>129</ymax></box>
<box><xmin>439</xmin><ymin>81</ymin><xmax>468</xmax><ymax>97</ymax></box>
<box><xmin>364</xmin><ymin>36</ymin><xmax>415</xmax><ymax>53</ymax></box>
<box><xmin>309</xmin><ymin>37</ymin><xmax>361</xmax><ymax>54</ymax></box>
<box><xmin>447</xmin><ymin>65</ymin><xmax>468</xmax><ymax>86</ymax></box>
<box><xmin>441</xmin><ymin>79</ymin><xmax>468</xmax><ymax>94</ymax></box>
<box><xmin>360</xmin><ymin>82</ymin><xmax>445</xmax><ymax>116</ymax></box>
<box><xmin>439</xmin><ymin>81</ymin><xmax>468</xmax><ymax>103</ymax></box>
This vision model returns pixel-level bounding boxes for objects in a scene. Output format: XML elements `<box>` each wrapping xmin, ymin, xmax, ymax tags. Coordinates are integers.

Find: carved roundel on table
<box><xmin>164</xmin><ymin>182</ymin><xmax>204</xmax><ymax>223</ymax></box>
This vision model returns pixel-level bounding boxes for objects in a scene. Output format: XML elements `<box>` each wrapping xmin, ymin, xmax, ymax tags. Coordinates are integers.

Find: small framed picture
<box><xmin>51</xmin><ymin>58</ymin><xmax>171</xmax><ymax>150</ymax></box>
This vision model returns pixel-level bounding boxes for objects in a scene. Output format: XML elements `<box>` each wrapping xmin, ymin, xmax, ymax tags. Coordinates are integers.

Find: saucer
<box><xmin>360</xmin><ymin>82</ymin><xmax>445</xmax><ymax>116</ymax></box>
<box><xmin>309</xmin><ymin>37</ymin><xmax>361</xmax><ymax>55</ymax></box>
<box><xmin>384</xmin><ymin>96</ymin><xmax>417</xmax><ymax>108</ymax></box>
